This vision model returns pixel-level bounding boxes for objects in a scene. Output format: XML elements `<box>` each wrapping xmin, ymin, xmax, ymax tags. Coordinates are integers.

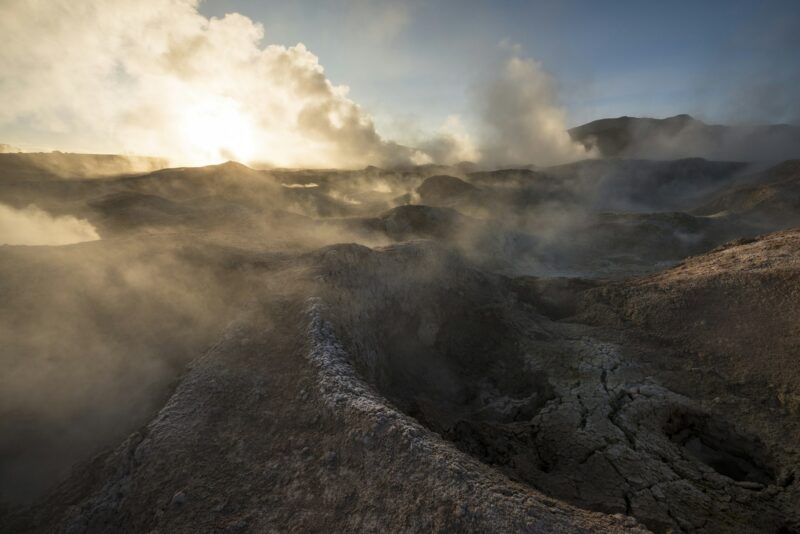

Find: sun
<box><xmin>179</xmin><ymin>96</ymin><xmax>256</xmax><ymax>165</ymax></box>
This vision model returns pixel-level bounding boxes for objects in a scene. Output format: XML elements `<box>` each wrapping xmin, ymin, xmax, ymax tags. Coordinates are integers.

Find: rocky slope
<box><xmin>317</xmin><ymin>239</ymin><xmax>800</xmax><ymax>533</ymax></box>
<box><xmin>3</xmin><ymin>155</ymin><xmax>800</xmax><ymax>533</ymax></box>
<box><xmin>1</xmin><ymin>242</ymin><xmax>646</xmax><ymax>533</ymax></box>
<box><xmin>5</xmin><ymin>233</ymin><xmax>799</xmax><ymax>532</ymax></box>
<box><xmin>694</xmin><ymin>160</ymin><xmax>800</xmax><ymax>227</ymax></box>
<box><xmin>578</xmin><ymin>229</ymin><xmax>800</xmax><ymax>418</ymax></box>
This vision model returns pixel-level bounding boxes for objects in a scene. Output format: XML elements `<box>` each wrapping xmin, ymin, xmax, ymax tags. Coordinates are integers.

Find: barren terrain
<box><xmin>1</xmin><ymin>151</ymin><xmax>799</xmax><ymax>533</ymax></box>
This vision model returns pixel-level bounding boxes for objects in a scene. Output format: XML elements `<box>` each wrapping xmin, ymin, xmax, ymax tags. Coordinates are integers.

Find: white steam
<box><xmin>0</xmin><ymin>204</ymin><xmax>99</xmax><ymax>246</ymax></box>
<box><xmin>403</xmin><ymin>115</ymin><xmax>480</xmax><ymax>166</ymax></box>
<box><xmin>0</xmin><ymin>0</ymin><xmax>426</xmax><ymax>168</ymax></box>
<box><xmin>475</xmin><ymin>55</ymin><xmax>590</xmax><ymax>167</ymax></box>
<box><xmin>0</xmin><ymin>1</ymin><xmax>588</xmax><ymax>169</ymax></box>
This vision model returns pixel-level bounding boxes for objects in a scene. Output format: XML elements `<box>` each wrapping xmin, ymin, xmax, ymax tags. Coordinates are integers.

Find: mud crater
<box><xmin>664</xmin><ymin>411</ymin><xmax>776</xmax><ymax>485</ymax></box>
<box><xmin>373</xmin><ymin>305</ymin><xmax>557</xmax><ymax>432</ymax></box>
<box><xmin>343</xmin><ymin>295</ymin><xmax>564</xmax><ymax>488</ymax></box>
<box><xmin>318</xmin><ymin>244</ymin><xmax>797</xmax><ymax>533</ymax></box>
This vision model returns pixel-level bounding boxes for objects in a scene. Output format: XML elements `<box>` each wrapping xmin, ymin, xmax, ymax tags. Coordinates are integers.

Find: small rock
<box><xmin>228</xmin><ymin>517</ymin><xmax>249</xmax><ymax>531</ymax></box>
<box><xmin>171</xmin><ymin>490</ymin><xmax>188</xmax><ymax>507</ymax></box>
<box><xmin>211</xmin><ymin>500</ymin><xmax>229</xmax><ymax>513</ymax></box>
<box><xmin>324</xmin><ymin>451</ymin><xmax>338</xmax><ymax>466</ymax></box>
<box><xmin>735</xmin><ymin>481</ymin><xmax>764</xmax><ymax>491</ymax></box>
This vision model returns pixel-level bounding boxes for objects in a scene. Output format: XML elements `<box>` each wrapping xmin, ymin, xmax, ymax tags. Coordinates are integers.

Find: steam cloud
<box><xmin>0</xmin><ymin>204</ymin><xmax>99</xmax><ymax>246</ymax></box>
<box><xmin>0</xmin><ymin>235</ymin><xmax>256</xmax><ymax>502</ymax></box>
<box><xmin>475</xmin><ymin>54</ymin><xmax>590</xmax><ymax>167</ymax></box>
<box><xmin>0</xmin><ymin>0</ymin><xmax>427</xmax><ymax>168</ymax></box>
<box><xmin>0</xmin><ymin>0</ymin><xmax>584</xmax><ymax>169</ymax></box>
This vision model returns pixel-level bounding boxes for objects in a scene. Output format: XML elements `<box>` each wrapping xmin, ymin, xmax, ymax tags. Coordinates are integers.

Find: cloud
<box><xmin>389</xmin><ymin>115</ymin><xmax>479</xmax><ymax>166</ymax></box>
<box><xmin>0</xmin><ymin>1</ymin><xmax>592</xmax><ymax>169</ymax></box>
<box><xmin>0</xmin><ymin>0</ymin><xmax>423</xmax><ymax>168</ymax></box>
<box><xmin>474</xmin><ymin>52</ymin><xmax>591</xmax><ymax>167</ymax></box>
<box><xmin>0</xmin><ymin>204</ymin><xmax>99</xmax><ymax>246</ymax></box>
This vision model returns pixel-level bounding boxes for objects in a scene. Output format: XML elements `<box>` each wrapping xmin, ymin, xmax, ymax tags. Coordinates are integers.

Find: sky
<box><xmin>198</xmin><ymin>0</ymin><xmax>800</xmax><ymax>132</ymax></box>
<box><xmin>0</xmin><ymin>0</ymin><xmax>798</xmax><ymax>167</ymax></box>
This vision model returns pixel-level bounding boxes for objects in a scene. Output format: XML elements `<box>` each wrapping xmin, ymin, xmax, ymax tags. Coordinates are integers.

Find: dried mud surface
<box><xmin>2</xmin><ymin>157</ymin><xmax>800</xmax><ymax>533</ymax></box>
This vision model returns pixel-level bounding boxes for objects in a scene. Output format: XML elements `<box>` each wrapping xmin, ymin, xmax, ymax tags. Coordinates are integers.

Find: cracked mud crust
<box><xmin>4</xmin><ymin>231</ymin><xmax>800</xmax><ymax>533</ymax></box>
<box><xmin>3</xmin><ymin>154</ymin><xmax>800</xmax><ymax>534</ymax></box>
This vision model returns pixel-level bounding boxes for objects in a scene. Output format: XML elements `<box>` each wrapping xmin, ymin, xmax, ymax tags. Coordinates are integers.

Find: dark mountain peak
<box><xmin>569</xmin><ymin>114</ymin><xmax>800</xmax><ymax>160</ymax></box>
<box><xmin>666</xmin><ymin>113</ymin><xmax>695</xmax><ymax>122</ymax></box>
<box><xmin>213</xmin><ymin>160</ymin><xmax>255</xmax><ymax>172</ymax></box>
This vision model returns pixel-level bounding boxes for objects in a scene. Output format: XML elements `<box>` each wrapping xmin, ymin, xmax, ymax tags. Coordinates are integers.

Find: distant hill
<box><xmin>694</xmin><ymin>160</ymin><xmax>800</xmax><ymax>226</ymax></box>
<box><xmin>0</xmin><ymin>144</ymin><xmax>21</xmax><ymax>154</ymax></box>
<box><xmin>0</xmin><ymin>151</ymin><xmax>168</xmax><ymax>180</ymax></box>
<box><xmin>569</xmin><ymin>114</ymin><xmax>800</xmax><ymax>161</ymax></box>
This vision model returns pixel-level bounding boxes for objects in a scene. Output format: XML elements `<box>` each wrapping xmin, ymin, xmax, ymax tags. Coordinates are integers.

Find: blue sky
<box><xmin>201</xmin><ymin>0</ymin><xmax>800</xmax><ymax>133</ymax></box>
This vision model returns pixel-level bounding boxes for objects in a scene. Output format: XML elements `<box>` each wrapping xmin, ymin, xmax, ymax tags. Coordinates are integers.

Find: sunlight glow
<box><xmin>178</xmin><ymin>97</ymin><xmax>256</xmax><ymax>165</ymax></box>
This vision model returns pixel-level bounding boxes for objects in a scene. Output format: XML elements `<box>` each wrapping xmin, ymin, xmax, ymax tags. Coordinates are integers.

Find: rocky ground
<box><xmin>1</xmin><ymin>155</ymin><xmax>800</xmax><ymax>532</ymax></box>
<box><xmin>315</xmin><ymin>237</ymin><xmax>800</xmax><ymax>533</ymax></box>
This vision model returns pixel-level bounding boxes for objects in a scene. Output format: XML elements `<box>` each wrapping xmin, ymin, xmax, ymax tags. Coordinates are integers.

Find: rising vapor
<box><xmin>0</xmin><ymin>0</ymin><xmax>429</xmax><ymax>168</ymax></box>
<box><xmin>475</xmin><ymin>53</ymin><xmax>591</xmax><ymax>167</ymax></box>
<box><xmin>0</xmin><ymin>204</ymin><xmax>99</xmax><ymax>246</ymax></box>
<box><xmin>0</xmin><ymin>1</ymin><xmax>591</xmax><ymax>169</ymax></box>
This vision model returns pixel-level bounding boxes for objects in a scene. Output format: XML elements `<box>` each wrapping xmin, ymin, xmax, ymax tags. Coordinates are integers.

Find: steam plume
<box><xmin>0</xmin><ymin>0</ymin><xmax>424</xmax><ymax>168</ymax></box>
<box><xmin>475</xmin><ymin>54</ymin><xmax>590</xmax><ymax>167</ymax></box>
<box><xmin>0</xmin><ymin>1</ymin><xmax>593</xmax><ymax>169</ymax></box>
<box><xmin>0</xmin><ymin>204</ymin><xmax>99</xmax><ymax>246</ymax></box>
